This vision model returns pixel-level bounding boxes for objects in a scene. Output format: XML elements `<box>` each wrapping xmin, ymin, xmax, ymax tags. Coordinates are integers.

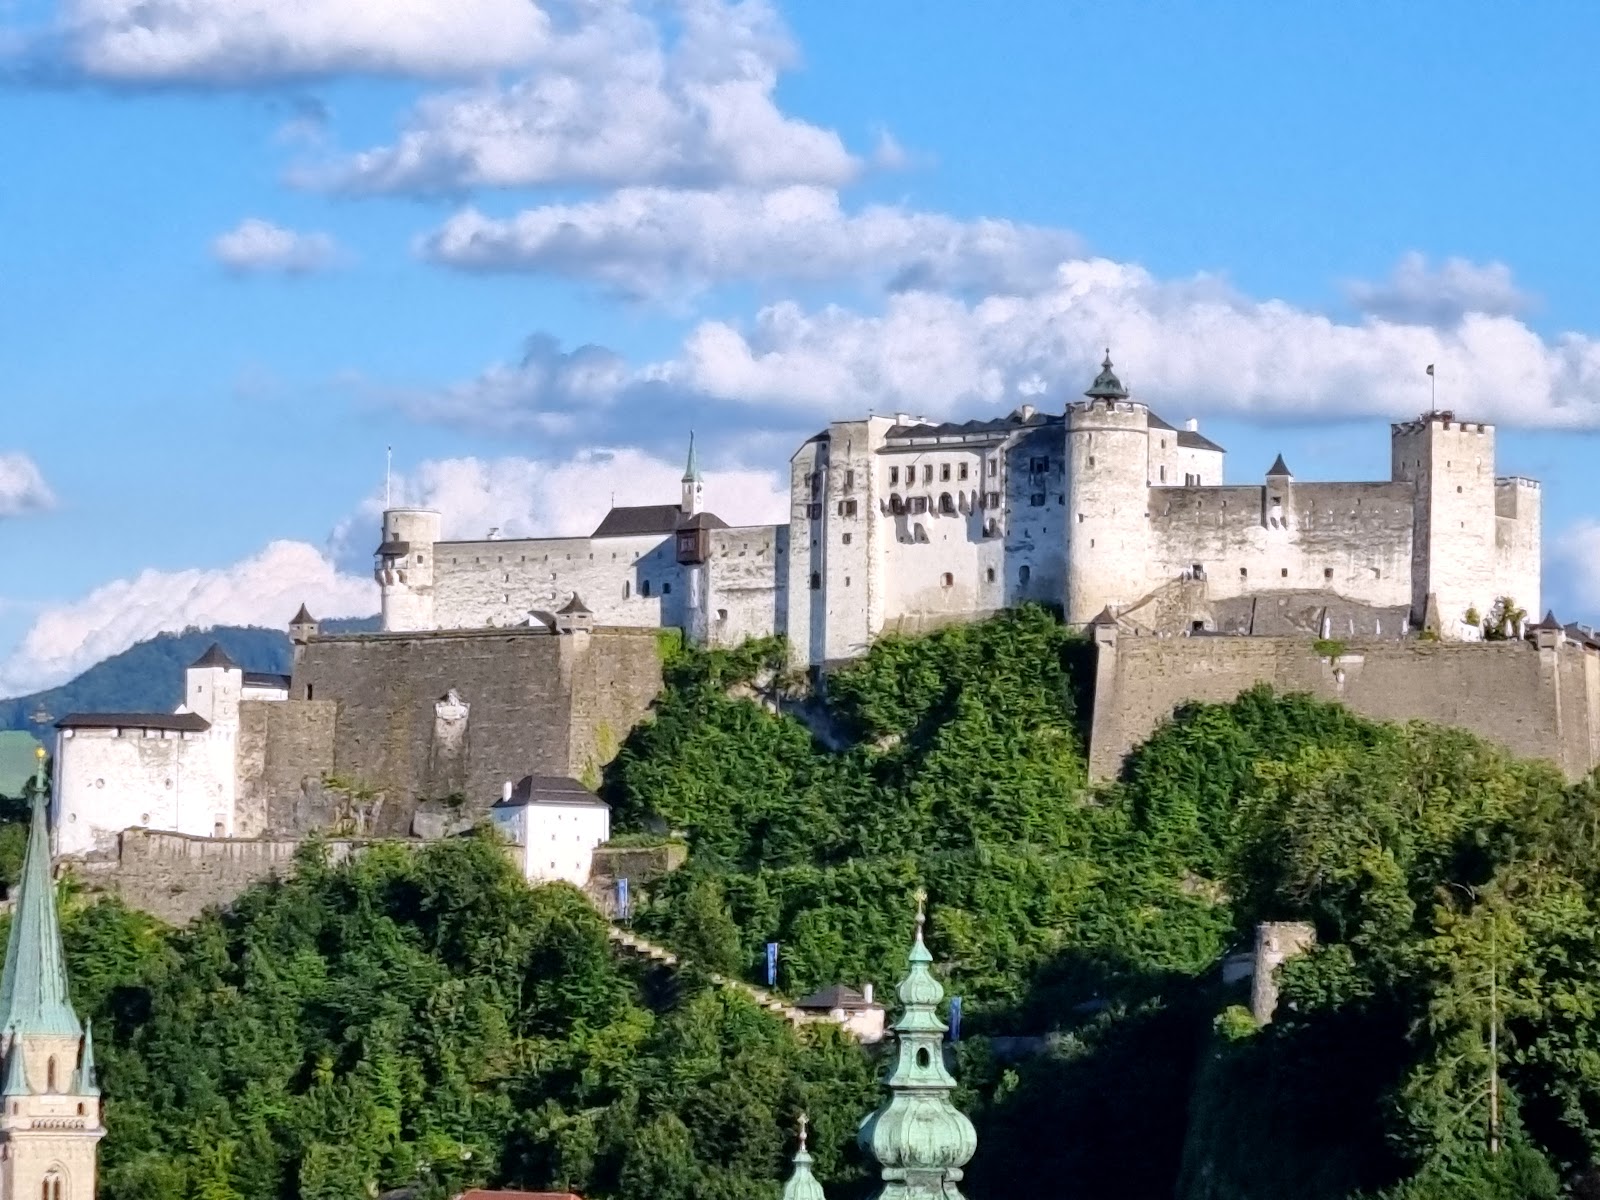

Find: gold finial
<box><xmin>914</xmin><ymin>887</ymin><xmax>928</xmax><ymax>932</ymax></box>
<box><xmin>797</xmin><ymin>1111</ymin><xmax>809</xmax><ymax>1151</ymax></box>
<box><xmin>34</xmin><ymin>746</ymin><xmax>45</xmax><ymax>762</ymax></box>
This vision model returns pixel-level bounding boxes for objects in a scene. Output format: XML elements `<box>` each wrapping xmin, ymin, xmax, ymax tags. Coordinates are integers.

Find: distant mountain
<box><xmin>0</xmin><ymin>617</ymin><xmax>380</xmax><ymax>734</ymax></box>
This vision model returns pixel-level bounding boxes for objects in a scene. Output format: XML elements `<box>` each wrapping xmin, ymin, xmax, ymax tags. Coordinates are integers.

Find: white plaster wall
<box><xmin>432</xmin><ymin>534</ymin><xmax>687</xmax><ymax>630</ymax></box>
<box><xmin>1065</xmin><ymin>401</ymin><xmax>1154</xmax><ymax>623</ymax></box>
<box><xmin>785</xmin><ymin>438</ymin><xmax>828</xmax><ymax>667</ymax></box>
<box><xmin>186</xmin><ymin>664</ymin><xmax>241</xmax><ymax>729</ymax></box>
<box><xmin>241</xmin><ymin>683</ymin><xmax>289</xmax><ymax>702</ymax></box>
<box><xmin>1004</xmin><ymin>427</ymin><xmax>1067</xmax><ymax>609</ymax></box>
<box><xmin>378</xmin><ymin>509</ymin><xmax>442</xmax><ymax>632</ymax></box>
<box><xmin>53</xmin><ymin>728</ymin><xmax>231</xmax><ymax>857</ymax></box>
<box><xmin>494</xmin><ymin>803</ymin><xmax>610</xmax><ymax>886</ymax></box>
<box><xmin>1395</xmin><ymin>419</ymin><xmax>1499</xmax><ymax>635</ymax></box>
<box><xmin>880</xmin><ymin>444</ymin><xmax>1004</xmax><ymax>626</ymax></box>
<box><xmin>1146</xmin><ymin>483</ymin><xmax>1415</xmax><ymax>610</ymax></box>
<box><xmin>703</xmin><ymin>526</ymin><xmax>786</xmax><ymax>648</ymax></box>
<box><xmin>818</xmin><ymin>419</ymin><xmax>892</xmax><ymax>662</ymax></box>
<box><xmin>1495</xmin><ymin>478</ymin><xmax>1542</xmax><ymax>621</ymax></box>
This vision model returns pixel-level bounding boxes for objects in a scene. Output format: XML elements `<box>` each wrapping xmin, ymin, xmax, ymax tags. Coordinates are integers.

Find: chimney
<box><xmin>1019</xmin><ymin>403</ymin><xmax>1036</xmax><ymax>421</ymax></box>
<box><xmin>1184</xmin><ymin>418</ymin><xmax>1199</xmax><ymax>432</ymax></box>
<box><xmin>502</xmin><ymin>780</ymin><xmax>513</xmax><ymax>803</ymax></box>
<box><xmin>863</xmin><ymin>982</ymin><xmax>875</xmax><ymax>1005</ymax></box>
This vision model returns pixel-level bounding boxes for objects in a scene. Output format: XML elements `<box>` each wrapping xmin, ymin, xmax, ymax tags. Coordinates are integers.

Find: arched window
<box><xmin>890</xmin><ymin>493</ymin><xmax>904</xmax><ymax>515</ymax></box>
<box><xmin>623</xmin><ymin>581</ymin><xmax>631</xmax><ymax>599</ymax></box>
<box><xmin>938</xmin><ymin>492</ymin><xmax>956</xmax><ymax>515</ymax></box>
<box><xmin>46</xmin><ymin>1057</ymin><xmax>56</xmax><ymax>1092</ymax></box>
<box><xmin>641</xmin><ymin>580</ymin><xmax>651</xmax><ymax>598</ymax></box>
<box><xmin>661</xmin><ymin>582</ymin><xmax>671</xmax><ymax>595</ymax></box>
<box><xmin>986</xmin><ymin>567</ymin><xmax>996</xmax><ymax>583</ymax></box>
<box><xmin>1019</xmin><ymin>565</ymin><xmax>1031</xmax><ymax>586</ymax></box>
<box><xmin>42</xmin><ymin>1171</ymin><xmax>64</xmax><ymax>1200</ymax></box>
<box><xmin>809</xmin><ymin>571</ymin><xmax>821</xmax><ymax>591</ymax></box>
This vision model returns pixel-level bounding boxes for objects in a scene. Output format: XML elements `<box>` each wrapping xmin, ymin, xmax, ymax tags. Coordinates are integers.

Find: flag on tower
<box><xmin>1425</xmin><ymin>364</ymin><xmax>1435</xmax><ymax>376</ymax></box>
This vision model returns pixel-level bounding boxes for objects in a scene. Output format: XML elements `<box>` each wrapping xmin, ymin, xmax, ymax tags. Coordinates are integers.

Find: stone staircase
<box><xmin>605</xmin><ymin>925</ymin><xmax>820</xmax><ymax>1030</ymax></box>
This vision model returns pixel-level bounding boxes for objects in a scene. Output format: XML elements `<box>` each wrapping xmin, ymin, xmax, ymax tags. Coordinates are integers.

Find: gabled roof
<box><xmin>591</xmin><ymin>504</ymin><xmax>683</xmax><ymax>537</ymax></box>
<box><xmin>57</xmin><ymin>712</ymin><xmax>211</xmax><ymax>733</ymax></box>
<box><xmin>190</xmin><ymin>643</ymin><xmax>238</xmax><ymax>670</ymax></box>
<box><xmin>796</xmin><ymin>983</ymin><xmax>879</xmax><ymax>1011</ymax></box>
<box><xmin>0</xmin><ymin>765</ymin><xmax>82</xmax><ymax>1040</ymax></box>
<box><xmin>493</xmin><ymin>775</ymin><xmax>610</xmax><ymax>810</ymax></box>
<box><xmin>1177</xmin><ymin>429</ymin><xmax>1225</xmax><ymax>452</ymax></box>
<box><xmin>679</xmin><ymin>511</ymin><xmax>725</xmax><ymax>530</ymax></box>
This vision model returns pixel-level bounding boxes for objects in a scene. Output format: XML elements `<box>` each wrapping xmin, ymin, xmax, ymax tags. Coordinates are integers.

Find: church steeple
<box><xmin>681</xmin><ymin>431</ymin><xmax>705</xmax><ymax>517</ymax></box>
<box><xmin>0</xmin><ymin>748</ymin><xmax>105</xmax><ymax>1200</ymax></box>
<box><xmin>0</xmin><ymin>750</ymin><xmax>79</xmax><ymax>1041</ymax></box>
<box><xmin>781</xmin><ymin>1113</ymin><xmax>827</xmax><ymax>1200</ymax></box>
<box><xmin>857</xmin><ymin>889</ymin><xmax>977</xmax><ymax>1198</ymax></box>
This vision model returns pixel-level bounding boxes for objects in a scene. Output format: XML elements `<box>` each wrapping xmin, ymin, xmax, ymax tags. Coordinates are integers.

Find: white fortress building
<box><xmin>379</xmin><ymin>356</ymin><xmax>1541</xmax><ymax>663</ymax></box>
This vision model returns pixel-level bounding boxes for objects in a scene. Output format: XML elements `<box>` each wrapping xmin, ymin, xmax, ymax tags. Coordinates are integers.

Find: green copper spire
<box><xmin>75</xmin><ymin>1019</ymin><xmax>99</xmax><ymax>1097</ymax></box>
<box><xmin>0</xmin><ymin>749</ymin><xmax>82</xmax><ymax>1041</ymax></box>
<box><xmin>858</xmin><ymin>890</ymin><xmax>977</xmax><ymax>1199</ymax></box>
<box><xmin>682</xmin><ymin>431</ymin><xmax>703</xmax><ymax>483</ymax></box>
<box><xmin>1</xmin><ymin>1026</ymin><xmax>26</xmax><ymax>1096</ymax></box>
<box><xmin>1084</xmin><ymin>349</ymin><xmax>1130</xmax><ymax>401</ymax></box>
<box><xmin>781</xmin><ymin>1113</ymin><xmax>827</xmax><ymax>1200</ymax></box>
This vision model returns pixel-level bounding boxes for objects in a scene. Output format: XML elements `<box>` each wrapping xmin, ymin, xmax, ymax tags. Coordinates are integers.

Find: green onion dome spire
<box><xmin>781</xmin><ymin>1113</ymin><xmax>827</xmax><ymax>1200</ymax></box>
<box><xmin>857</xmin><ymin>889</ymin><xmax>977</xmax><ymax>1198</ymax></box>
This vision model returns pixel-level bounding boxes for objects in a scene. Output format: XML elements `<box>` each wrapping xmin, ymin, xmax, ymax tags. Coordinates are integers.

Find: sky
<box><xmin>1</xmin><ymin>0</ymin><xmax>1598</xmax><ymax>694</ymax></box>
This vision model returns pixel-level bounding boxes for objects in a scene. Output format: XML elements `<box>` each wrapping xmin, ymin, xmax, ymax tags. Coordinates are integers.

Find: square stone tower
<box><xmin>0</xmin><ymin>752</ymin><xmax>103</xmax><ymax>1200</ymax></box>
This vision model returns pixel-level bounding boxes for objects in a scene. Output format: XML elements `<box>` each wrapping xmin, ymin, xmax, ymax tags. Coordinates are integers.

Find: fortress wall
<box><xmin>1493</xmin><ymin>478</ymin><xmax>1542</xmax><ymax>618</ymax></box>
<box><xmin>81</xmin><ymin>828</ymin><xmax>366</xmax><ymax>925</ymax></box>
<box><xmin>432</xmin><ymin>534</ymin><xmax>689</xmax><ymax>630</ymax></box>
<box><xmin>1090</xmin><ymin>635</ymin><xmax>1599</xmax><ymax>781</ymax></box>
<box><xmin>561</xmin><ymin>628</ymin><xmax>667</xmax><ymax>787</ymax></box>
<box><xmin>1000</xmin><ymin>427</ymin><xmax>1067</xmax><ymax>609</ymax></box>
<box><xmin>235</xmin><ymin>699</ymin><xmax>337</xmax><ymax>837</ymax></box>
<box><xmin>703</xmin><ymin>525</ymin><xmax>787</xmax><ymax>648</ymax></box>
<box><xmin>1146</xmin><ymin>482</ymin><xmax>1414</xmax><ymax>611</ymax></box>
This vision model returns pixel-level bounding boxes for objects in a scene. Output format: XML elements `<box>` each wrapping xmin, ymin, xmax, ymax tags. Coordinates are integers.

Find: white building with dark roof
<box><xmin>378</xmin><ymin>356</ymin><xmax>1542</xmax><ymax>665</ymax></box>
<box><xmin>489</xmin><ymin>775</ymin><xmax>611</xmax><ymax>887</ymax></box>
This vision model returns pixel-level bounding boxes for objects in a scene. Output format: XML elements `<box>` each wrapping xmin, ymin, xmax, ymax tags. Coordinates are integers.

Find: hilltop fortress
<box><xmin>376</xmin><ymin>356</ymin><xmax>1542</xmax><ymax>658</ymax></box>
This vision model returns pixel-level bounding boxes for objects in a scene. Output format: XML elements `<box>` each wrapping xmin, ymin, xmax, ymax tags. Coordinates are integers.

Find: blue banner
<box><xmin>616</xmin><ymin>877</ymin><xmax>630</xmax><ymax>920</ymax></box>
<box><xmin>948</xmin><ymin>995</ymin><xmax>963</xmax><ymax>1042</ymax></box>
<box><xmin>766</xmin><ymin>942</ymin><xmax>779</xmax><ymax>987</ymax></box>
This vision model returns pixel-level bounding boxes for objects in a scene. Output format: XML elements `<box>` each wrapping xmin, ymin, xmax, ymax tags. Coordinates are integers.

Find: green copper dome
<box><xmin>781</xmin><ymin>1114</ymin><xmax>827</xmax><ymax>1200</ymax></box>
<box><xmin>1084</xmin><ymin>350</ymin><xmax>1130</xmax><ymax>401</ymax></box>
<box><xmin>0</xmin><ymin>755</ymin><xmax>82</xmax><ymax>1041</ymax></box>
<box><xmin>858</xmin><ymin>890</ymin><xmax>977</xmax><ymax>1198</ymax></box>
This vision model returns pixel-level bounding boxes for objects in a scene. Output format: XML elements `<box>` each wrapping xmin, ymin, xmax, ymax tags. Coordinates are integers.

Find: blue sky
<box><xmin>1</xmin><ymin>0</ymin><xmax>1597</xmax><ymax>691</ymax></box>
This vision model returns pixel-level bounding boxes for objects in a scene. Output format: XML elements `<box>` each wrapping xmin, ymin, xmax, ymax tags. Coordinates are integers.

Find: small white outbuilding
<box><xmin>489</xmin><ymin>775</ymin><xmax>611</xmax><ymax>887</ymax></box>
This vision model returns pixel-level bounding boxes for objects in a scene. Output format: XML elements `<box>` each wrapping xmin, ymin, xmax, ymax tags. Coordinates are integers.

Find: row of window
<box><xmin>622</xmin><ymin>580</ymin><xmax>671</xmax><ymax>599</ymax></box>
<box><xmin>808</xmin><ymin>564</ymin><xmax>1031</xmax><ymax>590</ymax></box>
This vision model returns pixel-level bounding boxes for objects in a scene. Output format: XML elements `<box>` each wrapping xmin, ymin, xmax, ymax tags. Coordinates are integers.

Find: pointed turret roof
<box><xmin>1267</xmin><ymin>454</ymin><xmax>1293</xmax><ymax>478</ymax></box>
<box><xmin>1533</xmin><ymin>609</ymin><xmax>1564</xmax><ymax>632</ymax></box>
<box><xmin>0</xmin><ymin>753</ymin><xmax>82</xmax><ymax>1041</ymax></box>
<box><xmin>683</xmin><ymin>431</ymin><xmax>703</xmax><ymax>483</ymax></box>
<box><xmin>1088</xmin><ymin>606</ymin><xmax>1120</xmax><ymax>628</ymax></box>
<box><xmin>1</xmin><ymin>1029</ymin><xmax>26</xmax><ymax>1096</ymax></box>
<box><xmin>857</xmin><ymin>889</ymin><xmax>977</xmax><ymax>1194</ymax></box>
<box><xmin>782</xmin><ymin>1114</ymin><xmax>827</xmax><ymax>1200</ymax></box>
<box><xmin>1083</xmin><ymin>350</ymin><xmax>1130</xmax><ymax>401</ymax></box>
<box><xmin>290</xmin><ymin>603</ymin><xmax>316</xmax><ymax>626</ymax></box>
<box><xmin>189</xmin><ymin>642</ymin><xmax>238</xmax><ymax>670</ymax></box>
<box><xmin>558</xmin><ymin>594</ymin><xmax>593</xmax><ymax>615</ymax></box>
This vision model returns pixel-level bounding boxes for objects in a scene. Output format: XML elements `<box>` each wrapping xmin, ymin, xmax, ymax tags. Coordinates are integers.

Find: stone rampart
<box><xmin>1090</xmin><ymin>632</ymin><xmax>1600</xmax><ymax>781</ymax></box>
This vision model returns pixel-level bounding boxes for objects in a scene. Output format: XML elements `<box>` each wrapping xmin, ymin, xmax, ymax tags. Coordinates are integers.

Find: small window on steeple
<box><xmin>46</xmin><ymin>1057</ymin><xmax>56</xmax><ymax>1092</ymax></box>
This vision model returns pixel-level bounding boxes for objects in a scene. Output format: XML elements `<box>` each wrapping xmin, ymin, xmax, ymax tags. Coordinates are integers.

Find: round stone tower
<box><xmin>375</xmin><ymin>507</ymin><xmax>441</xmax><ymax>632</ymax></box>
<box><xmin>1065</xmin><ymin>353</ymin><xmax>1152</xmax><ymax>625</ymax></box>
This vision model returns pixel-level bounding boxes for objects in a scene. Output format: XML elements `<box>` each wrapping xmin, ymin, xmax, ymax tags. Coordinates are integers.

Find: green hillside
<box><xmin>0</xmin><ymin>617</ymin><xmax>378</xmax><ymax>732</ymax></box>
<box><xmin>43</xmin><ymin>605</ymin><xmax>1600</xmax><ymax>1198</ymax></box>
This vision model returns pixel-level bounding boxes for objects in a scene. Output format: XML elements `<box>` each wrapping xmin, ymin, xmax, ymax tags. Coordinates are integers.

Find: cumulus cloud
<box><xmin>0</xmin><ymin>541</ymin><xmax>374</xmax><ymax>696</ymax></box>
<box><xmin>654</xmin><ymin>258</ymin><xmax>1600</xmax><ymax>428</ymax></box>
<box><xmin>1347</xmin><ymin>252</ymin><xmax>1530</xmax><ymax>327</ymax></box>
<box><xmin>305</xmin><ymin>0</ymin><xmax>857</xmax><ymax>193</ymax></box>
<box><xmin>55</xmin><ymin>0</ymin><xmax>553</xmax><ymax>81</ymax></box>
<box><xmin>212</xmin><ymin>219</ymin><xmax>339</xmax><ymax>275</ymax></box>
<box><xmin>423</xmin><ymin>186</ymin><xmax>1081</xmax><ymax>299</ymax></box>
<box><xmin>0</xmin><ymin>454</ymin><xmax>55</xmax><ymax>516</ymax></box>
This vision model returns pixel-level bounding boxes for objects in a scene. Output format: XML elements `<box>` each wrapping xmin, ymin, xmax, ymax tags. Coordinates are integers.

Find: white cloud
<box><xmin>58</xmin><ymin>0</ymin><xmax>553</xmax><ymax>81</ymax></box>
<box><xmin>423</xmin><ymin>186</ymin><xmax>1081</xmax><ymax>299</ymax></box>
<box><xmin>655</xmin><ymin>258</ymin><xmax>1600</xmax><ymax>428</ymax></box>
<box><xmin>0</xmin><ymin>454</ymin><xmax>55</xmax><ymax>516</ymax></box>
<box><xmin>0</xmin><ymin>541</ymin><xmax>374</xmax><ymax>696</ymax></box>
<box><xmin>1346</xmin><ymin>252</ymin><xmax>1530</xmax><ymax>326</ymax></box>
<box><xmin>306</xmin><ymin>0</ymin><xmax>856</xmax><ymax>193</ymax></box>
<box><xmin>1553</xmin><ymin>521</ymin><xmax>1600</xmax><ymax>625</ymax></box>
<box><xmin>212</xmin><ymin>219</ymin><xmax>339</xmax><ymax>275</ymax></box>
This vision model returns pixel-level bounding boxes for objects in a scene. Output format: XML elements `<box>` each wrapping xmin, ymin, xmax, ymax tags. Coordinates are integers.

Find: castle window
<box><xmin>810</xmin><ymin>572</ymin><xmax>821</xmax><ymax>590</ymax></box>
<box><xmin>1077</xmin><ymin>513</ymin><xmax>1084</xmax><ymax>523</ymax></box>
<box><xmin>1159</xmin><ymin>466</ymin><xmax>1166</xmax><ymax>482</ymax></box>
<box><xmin>807</xmin><ymin>503</ymin><xmax>822</xmax><ymax>520</ymax></box>
<box><xmin>807</xmin><ymin>471</ymin><xmax>821</xmax><ymax>499</ymax></box>
<box><xmin>959</xmin><ymin>462</ymin><xmax>970</xmax><ymax>480</ymax></box>
<box><xmin>1088</xmin><ymin>456</ymin><xmax>1095</xmax><ymax>467</ymax></box>
<box><xmin>938</xmin><ymin>493</ymin><xmax>956</xmax><ymax>514</ymax></box>
<box><xmin>623</xmin><ymin>581</ymin><xmax>631</xmax><ymax>599</ymax></box>
<box><xmin>890</xmin><ymin>493</ymin><xmax>905</xmax><ymax>514</ymax></box>
<box><xmin>1456</xmin><ymin>485</ymin><xmax>1462</xmax><ymax>493</ymax></box>
<box><xmin>1029</xmin><ymin>493</ymin><xmax>1046</xmax><ymax>507</ymax></box>
<box><xmin>845</xmin><ymin>469</ymin><xmax>856</xmax><ymax>489</ymax></box>
<box><xmin>923</xmin><ymin>464</ymin><xmax>933</xmax><ymax>484</ymax></box>
<box><xmin>986</xmin><ymin>567</ymin><xmax>996</xmax><ymax>582</ymax></box>
<box><xmin>46</xmin><ymin>1057</ymin><xmax>56</xmax><ymax>1091</ymax></box>
<box><xmin>842</xmin><ymin>533</ymin><xmax>852</xmax><ymax>545</ymax></box>
<box><xmin>305</xmin><ymin>685</ymin><xmax>314</xmax><ymax>700</ymax></box>
<box><xmin>1325</xmin><ymin>567</ymin><xmax>1335</xmax><ymax>581</ymax></box>
<box><xmin>987</xmin><ymin>459</ymin><xmax>998</xmax><ymax>477</ymax></box>
<box><xmin>662</xmin><ymin>583</ymin><xmax>671</xmax><ymax>595</ymax></box>
<box><xmin>1019</xmin><ymin>565</ymin><xmax>1031</xmax><ymax>585</ymax></box>
<box><xmin>986</xmin><ymin>491</ymin><xmax>1000</xmax><ymax>509</ymax></box>
<box><xmin>910</xmin><ymin>496</ymin><xmax>928</xmax><ymax>515</ymax></box>
<box><xmin>717</xmin><ymin>609</ymin><xmax>728</xmax><ymax>621</ymax></box>
<box><xmin>1280</xmin><ymin>568</ymin><xmax>1288</xmax><ymax>578</ymax></box>
<box><xmin>844</xmin><ymin>499</ymin><xmax>859</xmax><ymax>517</ymax></box>
<box><xmin>1030</xmin><ymin>456</ymin><xmax>1048</xmax><ymax>474</ymax></box>
<box><xmin>845</xmin><ymin>576</ymin><xmax>852</xmax><ymax>587</ymax></box>
<box><xmin>641</xmin><ymin>580</ymin><xmax>651</xmax><ymax>597</ymax></box>
<box><xmin>940</xmin><ymin>573</ymin><xmax>954</xmax><ymax>588</ymax></box>
<box><xmin>940</xmin><ymin>463</ymin><xmax>951</xmax><ymax>482</ymax></box>
<box><xmin>1239</xmin><ymin>568</ymin><xmax>1248</xmax><ymax>579</ymax></box>
<box><xmin>889</xmin><ymin>466</ymin><xmax>900</xmax><ymax>485</ymax></box>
